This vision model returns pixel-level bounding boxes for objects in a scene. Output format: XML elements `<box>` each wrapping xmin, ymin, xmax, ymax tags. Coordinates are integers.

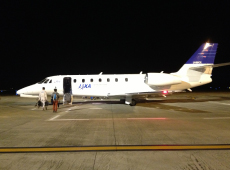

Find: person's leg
<box><xmin>55</xmin><ymin>100</ymin><xmax>58</xmax><ymax>111</ymax></box>
<box><xmin>70</xmin><ymin>95</ymin><xmax>73</xmax><ymax>105</ymax></box>
<box><xmin>42</xmin><ymin>100</ymin><xmax>45</xmax><ymax>110</ymax></box>
<box><xmin>53</xmin><ymin>101</ymin><xmax>55</xmax><ymax>112</ymax></box>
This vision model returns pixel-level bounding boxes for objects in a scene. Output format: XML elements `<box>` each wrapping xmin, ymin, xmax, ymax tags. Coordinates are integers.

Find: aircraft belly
<box><xmin>169</xmin><ymin>81</ymin><xmax>192</xmax><ymax>91</ymax></box>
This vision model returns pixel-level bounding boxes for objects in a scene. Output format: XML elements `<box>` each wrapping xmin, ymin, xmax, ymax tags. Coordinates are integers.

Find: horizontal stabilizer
<box><xmin>189</xmin><ymin>62</ymin><xmax>230</xmax><ymax>71</ymax></box>
<box><xmin>212</xmin><ymin>62</ymin><xmax>230</xmax><ymax>68</ymax></box>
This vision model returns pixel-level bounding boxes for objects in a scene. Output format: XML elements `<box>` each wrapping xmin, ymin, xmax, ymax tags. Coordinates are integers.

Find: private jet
<box><xmin>17</xmin><ymin>43</ymin><xmax>230</xmax><ymax>106</ymax></box>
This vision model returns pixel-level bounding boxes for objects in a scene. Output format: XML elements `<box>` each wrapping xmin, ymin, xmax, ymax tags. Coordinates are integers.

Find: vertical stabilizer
<box><xmin>173</xmin><ymin>43</ymin><xmax>218</xmax><ymax>85</ymax></box>
<box><xmin>185</xmin><ymin>43</ymin><xmax>218</xmax><ymax>65</ymax></box>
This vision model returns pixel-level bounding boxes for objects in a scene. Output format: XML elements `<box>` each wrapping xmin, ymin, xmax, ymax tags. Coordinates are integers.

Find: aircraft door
<box><xmin>63</xmin><ymin>77</ymin><xmax>72</xmax><ymax>94</ymax></box>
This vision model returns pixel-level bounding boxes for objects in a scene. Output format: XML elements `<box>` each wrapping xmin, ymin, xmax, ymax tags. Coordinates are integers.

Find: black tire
<box><xmin>130</xmin><ymin>99</ymin><xmax>136</xmax><ymax>106</ymax></box>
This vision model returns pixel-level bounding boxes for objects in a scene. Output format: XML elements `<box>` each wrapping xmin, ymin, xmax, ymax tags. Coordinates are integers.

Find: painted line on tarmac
<box><xmin>48</xmin><ymin>116</ymin><xmax>230</xmax><ymax>121</ymax></box>
<box><xmin>49</xmin><ymin>115</ymin><xmax>60</xmax><ymax>121</ymax></box>
<box><xmin>48</xmin><ymin>117</ymin><xmax>167</xmax><ymax>121</ymax></box>
<box><xmin>50</xmin><ymin>119</ymin><xmax>89</xmax><ymax>121</ymax></box>
<box><xmin>127</xmin><ymin>118</ymin><xmax>166</xmax><ymax>120</ymax></box>
<box><xmin>1</xmin><ymin>145</ymin><xmax>230</xmax><ymax>153</ymax></box>
<box><xmin>208</xmin><ymin>101</ymin><xmax>230</xmax><ymax>106</ymax></box>
<box><xmin>204</xmin><ymin>117</ymin><xmax>230</xmax><ymax>120</ymax></box>
<box><xmin>47</xmin><ymin>106</ymin><xmax>79</xmax><ymax>120</ymax></box>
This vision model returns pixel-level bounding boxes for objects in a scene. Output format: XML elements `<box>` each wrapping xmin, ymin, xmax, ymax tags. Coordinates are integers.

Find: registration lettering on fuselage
<box><xmin>193</xmin><ymin>61</ymin><xmax>202</xmax><ymax>64</ymax></box>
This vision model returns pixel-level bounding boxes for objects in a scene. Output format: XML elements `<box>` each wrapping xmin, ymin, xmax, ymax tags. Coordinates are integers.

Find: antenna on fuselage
<box><xmin>99</xmin><ymin>72</ymin><xmax>103</xmax><ymax>75</ymax></box>
<box><xmin>140</xmin><ymin>71</ymin><xmax>142</xmax><ymax>74</ymax></box>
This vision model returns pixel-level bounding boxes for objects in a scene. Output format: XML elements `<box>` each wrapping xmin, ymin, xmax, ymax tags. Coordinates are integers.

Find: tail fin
<box><xmin>170</xmin><ymin>43</ymin><xmax>230</xmax><ymax>89</ymax></box>
<box><xmin>173</xmin><ymin>43</ymin><xmax>218</xmax><ymax>84</ymax></box>
<box><xmin>185</xmin><ymin>43</ymin><xmax>218</xmax><ymax>65</ymax></box>
<box><xmin>176</xmin><ymin>43</ymin><xmax>218</xmax><ymax>76</ymax></box>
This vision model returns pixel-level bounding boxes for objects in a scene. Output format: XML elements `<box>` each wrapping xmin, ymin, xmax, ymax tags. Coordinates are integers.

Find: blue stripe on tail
<box><xmin>186</xmin><ymin>43</ymin><xmax>218</xmax><ymax>64</ymax></box>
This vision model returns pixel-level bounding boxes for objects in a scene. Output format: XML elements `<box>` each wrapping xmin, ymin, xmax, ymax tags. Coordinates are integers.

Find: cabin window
<box><xmin>74</xmin><ymin>79</ymin><xmax>76</xmax><ymax>83</ymax></box>
<box><xmin>99</xmin><ymin>78</ymin><xmax>102</xmax><ymax>82</ymax></box>
<box><xmin>82</xmin><ymin>79</ymin><xmax>85</xmax><ymax>83</ymax></box>
<box><xmin>49</xmin><ymin>80</ymin><xmax>52</xmax><ymax>83</ymax></box>
<box><xmin>44</xmin><ymin>79</ymin><xmax>49</xmax><ymax>83</ymax></box>
<box><xmin>90</xmin><ymin>79</ymin><xmax>93</xmax><ymax>82</ymax></box>
<box><xmin>125</xmin><ymin>78</ymin><xmax>128</xmax><ymax>82</ymax></box>
<box><xmin>107</xmin><ymin>78</ymin><xmax>110</xmax><ymax>82</ymax></box>
<box><xmin>38</xmin><ymin>79</ymin><xmax>47</xmax><ymax>84</ymax></box>
<box><xmin>115</xmin><ymin>78</ymin><xmax>118</xmax><ymax>82</ymax></box>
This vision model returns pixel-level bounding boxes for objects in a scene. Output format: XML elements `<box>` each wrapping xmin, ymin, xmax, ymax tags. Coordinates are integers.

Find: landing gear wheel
<box><xmin>130</xmin><ymin>99</ymin><xmax>136</xmax><ymax>106</ymax></box>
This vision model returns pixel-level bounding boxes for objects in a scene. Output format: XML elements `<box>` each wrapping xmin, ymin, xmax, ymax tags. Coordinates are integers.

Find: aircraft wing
<box><xmin>107</xmin><ymin>83</ymin><xmax>163</xmax><ymax>98</ymax></box>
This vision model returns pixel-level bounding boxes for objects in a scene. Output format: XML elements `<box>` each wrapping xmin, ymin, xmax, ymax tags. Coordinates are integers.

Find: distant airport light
<box><xmin>210</xmin><ymin>87</ymin><xmax>212</xmax><ymax>88</ymax></box>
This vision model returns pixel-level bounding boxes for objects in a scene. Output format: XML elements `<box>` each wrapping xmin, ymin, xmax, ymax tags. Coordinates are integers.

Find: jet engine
<box><xmin>145</xmin><ymin>73</ymin><xmax>181</xmax><ymax>86</ymax></box>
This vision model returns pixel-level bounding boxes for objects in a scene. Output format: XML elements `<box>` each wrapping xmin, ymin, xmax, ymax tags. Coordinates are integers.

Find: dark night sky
<box><xmin>1</xmin><ymin>1</ymin><xmax>230</xmax><ymax>90</ymax></box>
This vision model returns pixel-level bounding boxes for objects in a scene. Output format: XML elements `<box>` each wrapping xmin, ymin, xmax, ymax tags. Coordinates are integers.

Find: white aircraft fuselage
<box><xmin>17</xmin><ymin>43</ymin><xmax>230</xmax><ymax>106</ymax></box>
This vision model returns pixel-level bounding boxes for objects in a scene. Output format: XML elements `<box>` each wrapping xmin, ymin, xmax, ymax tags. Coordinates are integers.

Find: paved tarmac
<box><xmin>0</xmin><ymin>92</ymin><xmax>230</xmax><ymax>170</ymax></box>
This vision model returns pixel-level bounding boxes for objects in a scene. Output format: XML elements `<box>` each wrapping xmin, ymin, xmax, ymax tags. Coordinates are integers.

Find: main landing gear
<box><xmin>130</xmin><ymin>99</ymin><xmax>136</xmax><ymax>106</ymax></box>
<box><xmin>125</xmin><ymin>96</ymin><xmax>136</xmax><ymax>106</ymax></box>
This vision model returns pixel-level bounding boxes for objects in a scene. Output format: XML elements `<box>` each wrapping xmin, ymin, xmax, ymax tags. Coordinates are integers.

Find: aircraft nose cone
<box><xmin>17</xmin><ymin>88</ymin><xmax>25</xmax><ymax>95</ymax></box>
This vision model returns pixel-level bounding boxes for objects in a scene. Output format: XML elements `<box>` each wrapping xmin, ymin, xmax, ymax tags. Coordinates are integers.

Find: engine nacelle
<box><xmin>145</xmin><ymin>73</ymin><xmax>181</xmax><ymax>86</ymax></box>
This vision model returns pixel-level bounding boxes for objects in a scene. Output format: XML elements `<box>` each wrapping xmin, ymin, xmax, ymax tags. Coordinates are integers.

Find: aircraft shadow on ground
<box><xmin>53</xmin><ymin>96</ymin><xmax>230</xmax><ymax>113</ymax></box>
<box><xmin>136</xmin><ymin>97</ymin><xmax>230</xmax><ymax>113</ymax></box>
<box><xmin>138</xmin><ymin>96</ymin><xmax>230</xmax><ymax>104</ymax></box>
<box><xmin>57</xmin><ymin>101</ymin><xmax>124</xmax><ymax>105</ymax></box>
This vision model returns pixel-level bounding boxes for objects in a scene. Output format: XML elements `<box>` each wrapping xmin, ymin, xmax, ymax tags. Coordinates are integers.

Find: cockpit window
<box><xmin>49</xmin><ymin>80</ymin><xmax>52</xmax><ymax>83</ymax></box>
<box><xmin>44</xmin><ymin>79</ymin><xmax>49</xmax><ymax>83</ymax></box>
<box><xmin>38</xmin><ymin>79</ymin><xmax>47</xmax><ymax>84</ymax></box>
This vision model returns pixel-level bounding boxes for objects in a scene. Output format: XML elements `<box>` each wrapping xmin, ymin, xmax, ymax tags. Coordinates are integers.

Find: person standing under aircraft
<box><xmin>38</xmin><ymin>87</ymin><xmax>47</xmax><ymax>110</ymax></box>
<box><xmin>51</xmin><ymin>88</ymin><xmax>59</xmax><ymax>112</ymax></box>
